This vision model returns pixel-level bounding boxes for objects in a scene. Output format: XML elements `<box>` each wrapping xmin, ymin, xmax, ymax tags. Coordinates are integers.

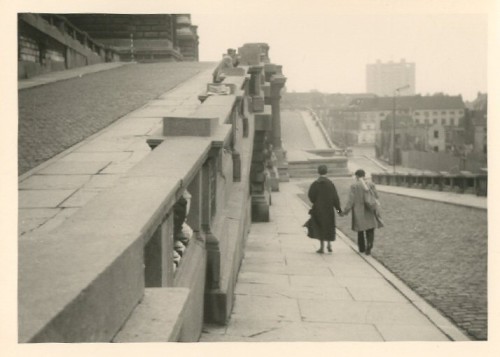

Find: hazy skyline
<box><xmin>192</xmin><ymin>9</ymin><xmax>487</xmax><ymax>101</ymax></box>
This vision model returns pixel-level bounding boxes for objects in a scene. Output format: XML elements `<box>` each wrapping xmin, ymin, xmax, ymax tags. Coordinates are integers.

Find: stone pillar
<box><xmin>264</xmin><ymin>63</ymin><xmax>278</xmax><ymax>82</ymax></box>
<box><xmin>186</xmin><ymin>171</ymin><xmax>203</xmax><ymax>241</ymax></box>
<box><xmin>250</xmin><ymin>131</ymin><xmax>272</xmax><ymax>222</ymax></box>
<box><xmin>270</xmin><ymin>74</ymin><xmax>286</xmax><ymax>151</ymax></box>
<box><xmin>202</xmin><ymin>156</ymin><xmax>220</xmax><ymax>291</ymax></box>
<box><xmin>248</xmin><ymin>65</ymin><xmax>264</xmax><ymax>112</ymax></box>
<box><xmin>143</xmin><ymin>213</ymin><xmax>174</xmax><ymax>287</ymax></box>
<box><xmin>269</xmin><ymin>74</ymin><xmax>289</xmax><ymax>182</ymax></box>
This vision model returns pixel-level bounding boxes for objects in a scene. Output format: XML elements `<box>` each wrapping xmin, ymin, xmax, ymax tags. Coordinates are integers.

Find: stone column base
<box><xmin>251</xmin><ymin>193</ymin><xmax>270</xmax><ymax>222</ymax></box>
<box><xmin>274</xmin><ymin>148</ymin><xmax>289</xmax><ymax>182</ymax></box>
<box><xmin>278</xmin><ymin>166</ymin><xmax>290</xmax><ymax>182</ymax></box>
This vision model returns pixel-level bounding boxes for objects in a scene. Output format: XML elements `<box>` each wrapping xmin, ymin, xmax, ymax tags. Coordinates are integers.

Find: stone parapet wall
<box><xmin>18</xmin><ymin>57</ymin><xmax>254</xmax><ymax>342</ymax></box>
<box><xmin>63</xmin><ymin>14</ymin><xmax>174</xmax><ymax>41</ymax></box>
<box><xmin>18</xmin><ymin>42</ymin><xmax>287</xmax><ymax>343</ymax></box>
<box><xmin>18</xmin><ymin>13</ymin><xmax>120</xmax><ymax>79</ymax></box>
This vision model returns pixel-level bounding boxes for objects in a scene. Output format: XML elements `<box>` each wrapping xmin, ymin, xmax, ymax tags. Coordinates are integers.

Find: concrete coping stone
<box><xmin>191</xmin><ymin>96</ymin><xmax>237</xmax><ymax>125</ymax></box>
<box><xmin>113</xmin><ymin>287</ymin><xmax>190</xmax><ymax>342</ymax></box>
<box><xmin>163</xmin><ymin>116</ymin><xmax>219</xmax><ymax>137</ymax></box>
<box><xmin>220</xmin><ymin>67</ymin><xmax>246</xmax><ymax>77</ymax></box>
<box><xmin>222</xmin><ymin>76</ymin><xmax>247</xmax><ymax>89</ymax></box>
<box><xmin>147</xmin><ymin>124</ymin><xmax>231</xmax><ymax>151</ymax></box>
<box><xmin>18</xmin><ymin>231</ymin><xmax>140</xmax><ymax>342</ymax></box>
<box><xmin>200</xmin><ymin>94</ymin><xmax>237</xmax><ymax>108</ymax></box>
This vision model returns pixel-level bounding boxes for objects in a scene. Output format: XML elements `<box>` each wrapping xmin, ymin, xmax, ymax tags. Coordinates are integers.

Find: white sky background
<box><xmin>192</xmin><ymin>8</ymin><xmax>488</xmax><ymax>101</ymax></box>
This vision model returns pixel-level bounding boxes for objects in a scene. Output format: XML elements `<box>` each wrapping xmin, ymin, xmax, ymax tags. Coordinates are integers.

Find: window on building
<box><xmin>441</xmin><ymin>118</ymin><xmax>446</xmax><ymax>125</ymax></box>
<box><xmin>414</xmin><ymin>111</ymin><xmax>420</xmax><ymax>116</ymax></box>
<box><xmin>449</xmin><ymin>111</ymin><xmax>455</xmax><ymax>115</ymax></box>
<box><xmin>434</xmin><ymin>146</ymin><xmax>439</xmax><ymax>152</ymax></box>
<box><xmin>415</xmin><ymin>119</ymin><xmax>420</xmax><ymax>124</ymax></box>
<box><xmin>379</xmin><ymin>112</ymin><xmax>384</xmax><ymax>116</ymax></box>
<box><xmin>441</xmin><ymin>111</ymin><xmax>446</xmax><ymax>114</ymax></box>
<box><xmin>433</xmin><ymin>111</ymin><xmax>438</xmax><ymax>115</ymax></box>
<box><xmin>433</xmin><ymin>119</ymin><xmax>437</xmax><ymax>124</ymax></box>
<box><xmin>424</xmin><ymin>111</ymin><xmax>429</xmax><ymax>116</ymax></box>
<box><xmin>458</xmin><ymin>110</ymin><xmax>463</xmax><ymax>115</ymax></box>
<box><xmin>425</xmin><ymin>119</ymin><xmax>429</xmax><ymax>124</ymax></box>
<box><xmin>450</xmin><ymin>118</ymin><xmax>455</xmax><ymax>125</ymax></box>
<box><xmin>434</xmin><ymin>130</ymin><xmax>439</xmax><ymax>138</ymax></box>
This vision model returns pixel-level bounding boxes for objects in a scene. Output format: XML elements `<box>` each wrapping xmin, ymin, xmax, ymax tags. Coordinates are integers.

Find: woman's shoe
<box><xmin>316</xmin><ymin>249</ymin><xmax>324</xmax><ymax>254</ymax></box>
<box><xmin>327</xmin><ymin>245</ymin><xmax>332</xmax><ymax>252</ymax></box>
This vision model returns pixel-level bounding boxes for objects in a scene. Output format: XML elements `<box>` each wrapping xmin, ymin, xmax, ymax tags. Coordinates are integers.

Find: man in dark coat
<box><xmin>308</xmin><ymin>165</ymin><xmax>342</xmax><ymax>253</ymax></box>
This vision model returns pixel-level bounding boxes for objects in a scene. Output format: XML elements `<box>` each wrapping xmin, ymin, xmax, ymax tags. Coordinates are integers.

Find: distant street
<box><xmin>18</xmin><ymin>62</ymin><xmax>214</xmax><ymax>175</ymax></box>
<box><xmin>281</xmin><ymin>110</ymin><xmax>316</xmax><ymax>150</ymax></box>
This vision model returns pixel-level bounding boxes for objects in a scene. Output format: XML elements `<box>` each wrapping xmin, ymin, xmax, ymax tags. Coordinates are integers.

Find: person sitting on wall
<box><xmin>227</xmin><ymin>48</ymin><xmax>240</xmax><ymax>67</ymax></box>
<box><xmin>212</xmin><ymin>51</ymin><xmax>234</xmax><ymax>83</ymax></box>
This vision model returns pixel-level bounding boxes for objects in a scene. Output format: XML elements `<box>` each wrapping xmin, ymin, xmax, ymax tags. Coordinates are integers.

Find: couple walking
<box><xmin>306</xmin><ymin>164</ymin><xmax>382</xmax><ymax>255</ymax></box>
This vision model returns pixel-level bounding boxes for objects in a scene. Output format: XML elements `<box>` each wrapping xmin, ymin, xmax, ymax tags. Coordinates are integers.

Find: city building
<box><xmin>332</xmin><ymin>95</ymin><xmax>466</xmax><ymax>148</ymax></box>
<box><xmin>18</xmin><ymin>13</ymin><xmax>199</xmax><ymax>79</ymax></box>
<box><xmin>366</xmin><ymin>59</ymin><xmax>415</xmax><ymax>96</ymax></box>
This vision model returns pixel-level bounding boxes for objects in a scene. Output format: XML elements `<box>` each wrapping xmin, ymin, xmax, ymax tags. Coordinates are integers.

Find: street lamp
<box><xmin>392</xmin><ymin>85</ymin><xmax>410</xmax><ymax>173</ymax></box>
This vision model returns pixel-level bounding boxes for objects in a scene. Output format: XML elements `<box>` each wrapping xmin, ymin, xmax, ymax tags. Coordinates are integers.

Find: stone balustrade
<box><xmin>18</xmin><ymin>42</ymin><xmax>287</xmax><ymax>343</ymax></box>
<box><xmin>18</xmin><ymin>13</ymin><xmax>120</xmax><ymax>79</ymax></box>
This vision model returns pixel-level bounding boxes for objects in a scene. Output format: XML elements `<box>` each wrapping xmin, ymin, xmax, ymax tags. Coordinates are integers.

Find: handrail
<box><xmin>19</xmin><ymin>13</ymin><xmax>118</xmax><ymax>57</ymax></box>
<box><xmin>371</xmin><ymin>171</ymin><xmax>487</xmax><ymax>197</ymax></box>
<box><xmin>306</xmin><ymin>107</ymin><xmax>336</xmax><ymax>149</ymax></box>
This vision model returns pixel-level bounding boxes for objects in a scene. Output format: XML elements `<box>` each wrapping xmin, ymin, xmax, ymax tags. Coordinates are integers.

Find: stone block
<box><xmin>251</xmin><ymin>194</ymin><xmax>270</xmax><ymax>222</ymax></box>
<box><xmin>112</xmin><ymin>287</ymin><xmax>190</xmax><ymax>342</ymax></box>
<box><xmin>264</xmin><ymin>63</ymin><xmax>278</xmax><ymax>81</ymax></box>
<box><xmin>18</xmin><ymin>232</ymin><xmax>144</xmax><ymax>342</ymax></box>
<box><xmin>254</xmin><ymin>113</ymin><xmax>272</xmax><ymax>132</ymax></box>
<box><xmin>220</xmin><ymin>67</ymin><xmax>246</xmax><ymax>76</ymax></box>
<box><xmin>222</xmin><ymin>75</ymin><xmax>247</xmax><ymax>90</ymax></box>
<box><xmin>173</xmin><ymin>241</ymin><xmax>207</xmax><ymax>342</ymax></box>
<box><xmin>238</xmin><ymin>44</ymin><xmax>261</xmax><ymax>65</ymax></box>
<box><xmin>206</xmin><ymin>82</ymin><xmax>236</xmax><ymax>95</ymax></box>
<box><xmin>251</xmin><ymin>96</ymin><xmax>265</xmax><ymax>113</ymax></box>
<box><xmin>163</xmin><ymin>116</ymin><xmax>219</xmax><ymax>136</ymax></box>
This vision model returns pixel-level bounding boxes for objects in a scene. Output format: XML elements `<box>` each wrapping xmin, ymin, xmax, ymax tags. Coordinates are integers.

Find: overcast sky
<box><xmin>192</xmin><ymin>6</ymin><xmax>488</xmax><ymax>101</ymax></box>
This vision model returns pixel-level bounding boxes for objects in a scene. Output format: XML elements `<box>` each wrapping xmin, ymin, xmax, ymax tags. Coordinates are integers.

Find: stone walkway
<box><xmin>18</xmin><ymin>64</ymin><xmax>216</xmax><ymax>237</ymax></box>
<box><xmin>18</xmin><ymin>61</ymin><xmax>215</xmax><ymax>174</ymax></box>
<box><xmin>200</xmin><ymin>180</ymin><xmax>467</xmax><ymax>342</ymax></box>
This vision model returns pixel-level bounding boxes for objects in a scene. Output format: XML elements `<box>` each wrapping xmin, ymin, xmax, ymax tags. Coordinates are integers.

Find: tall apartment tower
<box><xmin>366</xmin><ymin>59</ymin><xmax>415</xmax><ymax>96</ymax></box>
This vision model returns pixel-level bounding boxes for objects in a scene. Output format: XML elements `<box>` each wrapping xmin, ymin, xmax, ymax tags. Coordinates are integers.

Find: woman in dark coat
<box><xmin>308</xmin><ymin>165</ymin><xmax>342</xmax><ymax>253</ymax></box>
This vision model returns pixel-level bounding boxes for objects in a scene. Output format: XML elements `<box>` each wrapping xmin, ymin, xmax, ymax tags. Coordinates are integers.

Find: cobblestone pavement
<box><xmin>297</xmin><ymin>179</ymin><xmax>488</xmax><ymax>340</ymax></box>
<box><xmin>18</xmin><ymin>62</ymin><xmax>215</xmax><ymax>175</ymax></box>
<box><xmin>283</xmin><ymin>110</ymin><xmax>488</xmax><ymax>341</ymax></box>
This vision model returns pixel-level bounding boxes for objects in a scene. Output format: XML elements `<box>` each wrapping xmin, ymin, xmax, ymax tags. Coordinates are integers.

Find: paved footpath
<box><xmin>18</xmin><ymin>64</ymin><xmax>216</xmax><ymax>237</ymax></box>
<box><xmin>200</xmin><ymin>180</ymin><xmax>469</xmax><ymax>342</ymax></box>
<box><xmin>18</xmin><ymin>61</ymin><xmax>215</xmax><ymax>174</ymax></box>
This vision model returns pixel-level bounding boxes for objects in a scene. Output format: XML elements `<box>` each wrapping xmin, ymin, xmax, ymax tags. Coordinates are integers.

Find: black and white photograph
<box><xmin>1</xmin><ymin>0</ymin><xmax>499</xmax><ymax>355</ymax></box>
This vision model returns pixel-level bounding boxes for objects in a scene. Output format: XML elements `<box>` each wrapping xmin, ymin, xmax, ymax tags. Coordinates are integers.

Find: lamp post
<box><xmin>392</xmin><ymin>85</ymin><xmax>410</xmax><ymax>173</ymax></box>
